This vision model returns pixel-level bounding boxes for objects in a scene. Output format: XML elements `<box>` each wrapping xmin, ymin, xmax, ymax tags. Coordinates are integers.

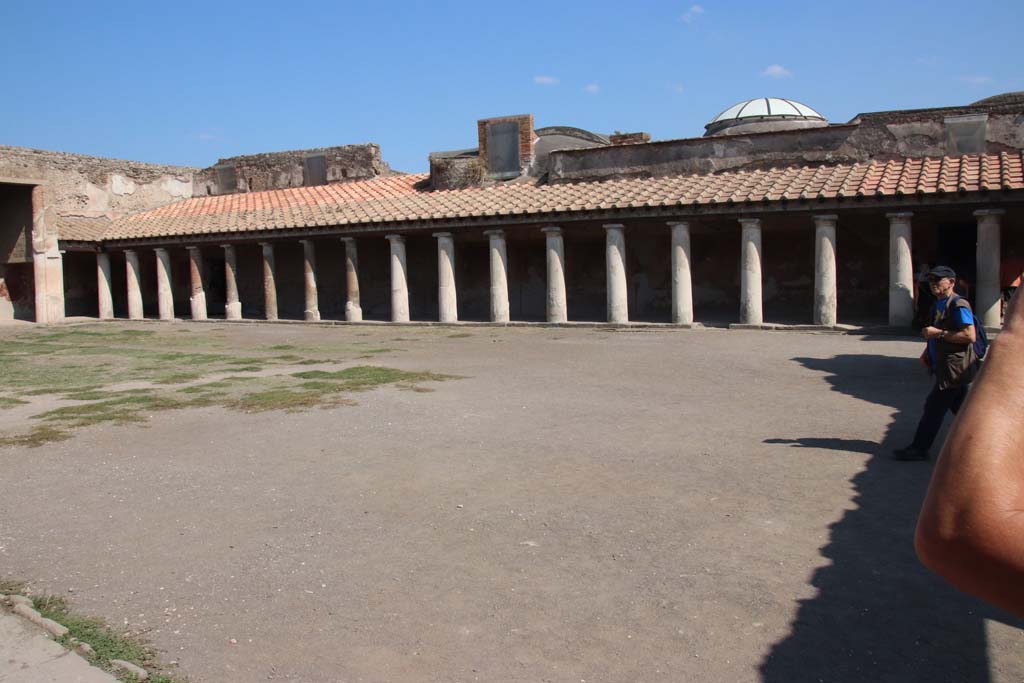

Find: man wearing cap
<box><xmin>894</xmin><ymin>266</ymin><xmax>979</xmax><ymax>461</ymax></box>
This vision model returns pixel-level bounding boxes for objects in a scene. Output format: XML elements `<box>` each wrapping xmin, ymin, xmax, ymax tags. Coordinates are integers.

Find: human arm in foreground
<box><xmin>916</xmin><ymin>288</ymin><xmax>1024</xmax><ymax>616</ymax></box>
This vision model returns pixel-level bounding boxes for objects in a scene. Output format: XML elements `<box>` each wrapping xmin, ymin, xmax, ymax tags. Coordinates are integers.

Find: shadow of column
<box><xmin>759</xmin><ymin>353</ymin><xmax>1023</xmax><ymax>682</ymax></box>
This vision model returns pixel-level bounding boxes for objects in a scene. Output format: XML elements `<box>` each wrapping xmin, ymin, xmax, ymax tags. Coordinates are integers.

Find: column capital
<box><xmin>385</xmin><ymin>234</ymin><xmax>405</xmax><ymax>243</ymax></box>
<box><xmin>258</xmin><ymin>241</ymin><xmax>273</xmax><ymax>248</ymax></box>
<box><xmin>666</xmin><ymin>220</ymin><xmax>690</xmax><ymax>228</ymax></box>
<box><xmin>973</xmin><ymin>208</ymin><xmax>1006</xmax><ymax>218</ymax></box>
<box><xmin>432</xmin><ymin>232</ymin><xmax>453</xmax><ymax>239</ymax></box>
<box><xmin>298</xmin><ymin>238</ymin><xmax>314</xmax><ymax>245</ymax></box>
<box><xmin>738</xmin><ymin>217</ymin><xmax>762</xmax><ymax>228</ymax></box>
<box><xmin>340</xmin><ymin>236</ymin><xmax>357</xmax><ymax>243</ymax></box>
<box><xmin>541</xmin><ymin>226</ymin><xmax>562</xmax><ymax>234</ymax></box>
<box><xmin>219</xmin><ymin>244</ymin><xmax>235</xmax><ymax>249</ymax></box>
<box><xmin>122</xmin><ymin>248</ymin><xmax>137</xmax><ymax>254</ymax></box>
<box><xmin>812</xmin><ymin>213</ymin><xmax>838</xmax><ymax>222</ymax></box>
<box><xmin>186</xmin><ymin>245</ymin><xmax>202</xmax><ymax>252</ymax></box>
<box><xmin>885</xmin><ymin>211</ymin><xmax>913</xmax><ymax>220</ymax></box>
<box><xmin>153</xmin><ymin>246</ymin><xmax>169</xmax><ymax>254</ymax></box>
<box><xmin>602</xmin><ymin>223</ymin><xmax>625</xmax><ymax>231</ymax></box>
<box><xmin>483</xmin><ymin>229</ymin><xmax>506</xmax><ymax>238</ymax></box>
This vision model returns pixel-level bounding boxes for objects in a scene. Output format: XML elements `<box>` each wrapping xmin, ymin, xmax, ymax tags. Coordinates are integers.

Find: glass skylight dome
<box><xmin>704</xmin><ymin>98</ymin><xmax>828</xmax><ymax>137</ymax></box>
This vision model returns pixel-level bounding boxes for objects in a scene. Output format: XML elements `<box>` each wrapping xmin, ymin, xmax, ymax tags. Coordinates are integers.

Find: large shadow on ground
<box><xmin>760</xmin><ymin>353</ymin><xmax>1023</xmax><ymax>682</ymax></box>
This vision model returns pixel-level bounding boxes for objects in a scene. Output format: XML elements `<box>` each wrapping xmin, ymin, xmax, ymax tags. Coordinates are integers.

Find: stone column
<box><xmin>739</xmin><ymin>218</ymin><xmax>763</xmax><ymax>325</ymax></box>
<box><xmin>975</xmin><ymin>209</ymin><xmax>1004</xmax><ymax>329</ymax></box>
<box><xmin>434</xmin><ymin>232</ymin><xmax>458</xmax><ymax>323</ymax></box>
<box><xmin>484</xmin><ymin>230</ymin><xmax>510</xmax><ymax>323</ymax></box>
<box><xmin>299</xmin><ymin>239</ymin><xmax>320</xmax><ymax>321</ymax></box>
<box><xmin>542</xmin><ymin>227</ymin><xmax>567</xmax><ymax>323</ymax></box>
<box><xmin>186</xmin><ymin>246</ymin><xmax>207</xmax><ymax>321</ymax></box>
<box><xmin>260</xmin><ymin>242</ymin><xmax>278</xmax><ymax>321</ymax></box>
<box><xmin>154</xmin><ymin>247</ymin><xmax>174</xmax><ymax>321</ymax></box>
<box><xmin>668</xmin><ymin>221</ymin><xmax>693</xmax><ymax>325</ymax></box>
<box><xmin>604</xmin><ymin>224</ymin><xmax>628</xmax><ymax>324</ymax></box>
<box><xmin>96</xmin><ymin>252</ymin><xmax>114</xmax><ymax>320</ymax></box>
<box><xmin>124</xmin><ymin>249</ymin><xmax>144</xmax><ymax>320</ymax></box>
<box><xmin>222</xmin><ymin>244</ymin><xmax>242</xmax><ymax>320</ymax></box>
<box><xmin>813</xmin><ymin>214</ymin><xmax>838</xmax><ymax>327</ymax></box>
<box><xmin>386</xmin><ymin>234</ymin><xmax>410</xmax><ymax>323</ymax></box>
<box><xmin>341</xmin><ymin>238</ymin><xmax>362</xmax><ymax>322</ymax></box>
<box><xmin>887</xmin><ymin>212</ymin><xmax>914</xmax><ymax>327</ymax></box>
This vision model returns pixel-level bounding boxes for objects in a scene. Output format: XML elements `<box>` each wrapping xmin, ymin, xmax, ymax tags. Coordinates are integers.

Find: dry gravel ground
<box><xmin>1</xmin><ymin>322</ymin><xmax>1022</xmax><ymax>682</ymax></box>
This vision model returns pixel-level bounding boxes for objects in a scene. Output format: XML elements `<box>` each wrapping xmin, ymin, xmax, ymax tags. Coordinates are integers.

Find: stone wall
<box><xmin>193</xmin><ymin>144</ymin><xmax>391</xmax><ymax>196</ymax></box>
<box><xmin>547</xmin><ymin>105</ymin><xmax>1024</xmax><ymax>183</ymax></box>
<box><xmin>0</xmin><ymin>145</ymin><xmax>197</xmax><ymax>321</ymax></box>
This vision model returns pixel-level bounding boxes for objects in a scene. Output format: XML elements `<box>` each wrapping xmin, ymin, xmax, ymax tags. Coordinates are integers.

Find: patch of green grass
<box><xmin>228</xmin><ymin>365</ymin><xmax>263</xmax><ymax>373</ymax></box>
<box><xmin>447</xmin><ymin>332</ymin><xmax>473</xmax><ymax>338</ymax></box>
<box><xmin>291</xmin><ymin>365</ymin><xmax>456</xmax><ymax>391</ymax></box>
<box><xmin>155</xmin><ymin>372</ymin><xmax>204</xmax><ymax>385</ymax></box>
<box><xmin>62</xmin><ymin>389</ymin><xmax>151</xmax><ymax>401</ymax></box>
<box><xmin>0</xmin><ymin>396</ymin><xmax>28</xmax><ymax>409</ymax></box>
<box><xmin>34</xmin><ymin>393</ymin><xmax>184</xmax><ymax>428</ymax></box>
<box><xmin>31</xmin><ymin>595</ymin><xmax>185</xmax><ymax>683</ymax></box>
<box><xmin>0</xmin><ymin>425</ymin><xmax>71</xmax><ymax>448</ymax></box>
<box><xmin>265</xmin><ymin>344</ymin><xmax>297</xmax><ymax>351</ymax></box>
<box><xmin>272</xmin><ymin>354</ymin><xmax>304</xmax><ymax>362</ymax></box>
<box><xmin>295</xmin><ymin>359</ymin><xmax>324</xmax><ymax>365</ymax></box>
<box><xmin>227</xmin><ymin>389</ymin><xmax>327</xmax><ymax>412</ymax></box>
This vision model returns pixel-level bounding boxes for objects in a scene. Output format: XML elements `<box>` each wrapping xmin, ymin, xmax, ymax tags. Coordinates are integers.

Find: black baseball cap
<box><xmin>927</xmin><ymin>265</ymin><xmax>957</xmax><ymax>280</ymax></box>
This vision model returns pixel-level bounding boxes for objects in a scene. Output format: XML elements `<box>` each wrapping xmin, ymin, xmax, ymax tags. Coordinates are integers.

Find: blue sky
<box><xmin>2</xmin><ymin>0</ymin><xmax>1021</xmax><ymax>173</ymax></box>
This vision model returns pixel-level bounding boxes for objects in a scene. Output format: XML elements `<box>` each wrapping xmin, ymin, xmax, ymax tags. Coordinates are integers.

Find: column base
<box><xmin>304</xmin><ymin>310</ymin><xmax>321</xmax><ymax>322</ymax></box>
<box><xmin>345</xmin><ymin>304</ymin><xmax>363</xmax><ymax>322</ymax></box>
<box><xmin>225</xmin><ymin>302</ymin><xmax>242</xmax><ymax>320</ymax></box>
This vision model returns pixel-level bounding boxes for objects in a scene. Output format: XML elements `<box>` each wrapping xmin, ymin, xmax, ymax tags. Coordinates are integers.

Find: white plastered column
<box><xmin>668</xmin><ymin>221</ymin><xmax>693</xmax><ymax>325</ymax></box>
<box><xmin>341</xmin><ymin>238</ymin><xmax>362</xmax><ymax>322</ymax></box>
<box><xmin>887</xmin><ymin>212</ymin><xmax>914</xmax><ymax>327</ymax></box>
<box><xmin>604</xmin><ymin>223</ymin><xmax>628</xmax><ymax>324</ymax></box>
<box><xmin>386</xmin><ymin>234</ymin><xmax>410</xmax><ymax>323</ymax></box>
<box><xmin>124</xmin><ymin>249</ymin><xmax>144</xmax><ymax>320</ymax></box>
<box><xmin>739</xmin><ymin>218</ymin><xmax>763</xmax><ymax>325</ymax></box>
<box><xmin>260</xmin><ymin>242</ymin><xmax>278</xmax><ymax>321</ymax></box>
<box><xmin>975</xmin><ymin>209</ymin><xmax>1004</xmax><ymax>329</ymax></box>
<box><xmin>222</xmin><ymin>244</ymin><xmax>242</xmax><ymax>320</ymax></box>
<box><xmin>186</xmin><ymin>246</ymin><xmax>207</xmax><ymax>321</ymax></box>
<box><xmin>813</xmin><ymin>214</ymin><xmax>838</xmax><ymax>326</ymax></box>
<box><xmin>154</xmin><ymin>247</ymin><xmax>174</xmax><ymax>321</ymax></box>
<box><xmin>434</xmin><ymin>232</ymin><xmax>458</xmax><ymax>323</ymax></box>
<box><xmin>96</xmin><ymin>252</ymin><xmax>114</xmax><ymax>320</ymax></box>
<box><xmin>299</xmin><ymin>239</ymin><xmax>321</xmax><ymax>321</ymax></box>
<box><xmin>542</xmin><ymin>226</ymin><xmax>567</xmax><ymax>323</ymax></box>
<box><xmin>484</xmin><ymin>230</ymin><xmax>510</xmax><ymax>323</ymax></box>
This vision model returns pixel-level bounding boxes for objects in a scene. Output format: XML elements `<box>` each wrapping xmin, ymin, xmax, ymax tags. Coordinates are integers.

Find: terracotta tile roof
<box><xmin>57</xmin><ymin>215</ymin><xmax>112</xmax><ymax>241</ymax></box>
<box><xmin>98</xmin><ymin>153</ymin><xmax>1024</xmax><ymax>242</ymax></box>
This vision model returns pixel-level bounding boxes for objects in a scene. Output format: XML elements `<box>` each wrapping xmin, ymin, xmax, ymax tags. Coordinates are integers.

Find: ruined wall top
<box><xmin>0</xmin><ymin>145</ymin><xmax>198</xmax><ymax>244</ymax></box>
<box><xmin>194</xmin><ymin>143</ymin><xmax>392</xmax><ymax>196</ymax></box>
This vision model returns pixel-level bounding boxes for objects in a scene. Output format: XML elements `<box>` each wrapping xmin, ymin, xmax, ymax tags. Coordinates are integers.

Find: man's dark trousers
<box><xmin>911</xmin><ymin>382</ymin><xmax>969</xmax><ymax>451</ymax></box>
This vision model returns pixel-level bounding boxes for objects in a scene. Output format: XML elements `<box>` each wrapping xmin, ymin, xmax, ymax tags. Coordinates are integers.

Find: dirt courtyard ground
<box><xmin>1</xmin><ymin>322</ymin><xmax>1022</xmax><ymax>682</ymax></box>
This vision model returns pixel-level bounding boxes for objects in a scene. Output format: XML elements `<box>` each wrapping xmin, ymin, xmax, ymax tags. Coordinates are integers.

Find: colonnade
<box><xmin>96</xmin><ymin>208</ymin><xmax>1006</xmax><ymax>327</ymax></box>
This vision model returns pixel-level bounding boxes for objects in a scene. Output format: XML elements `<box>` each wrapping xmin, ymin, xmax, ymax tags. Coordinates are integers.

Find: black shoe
<box><xmin>892</xmin><ymin>446</ymin><xmax>929</xmax><ymax>461</ymax></box>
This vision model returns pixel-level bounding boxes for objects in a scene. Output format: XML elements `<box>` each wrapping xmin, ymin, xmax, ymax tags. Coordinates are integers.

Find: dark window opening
<box><xmin>485</xmin><ymin>121</ymin><xmax>522</xmax><ymax>179</ymax></box>
<box><xmin>215</xmin><ymin>165</ymin><xmax>238</xmax><ymax>194</ymax></box>
<box><xmin>945</xmin><ymin>114</ymin><xmax>988</xmax><ymax>155</ymax></box>
<box><xmin>304</xmin><ymin>154</ymin><xmax>328</xmax><ymax>186</ymax></box>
